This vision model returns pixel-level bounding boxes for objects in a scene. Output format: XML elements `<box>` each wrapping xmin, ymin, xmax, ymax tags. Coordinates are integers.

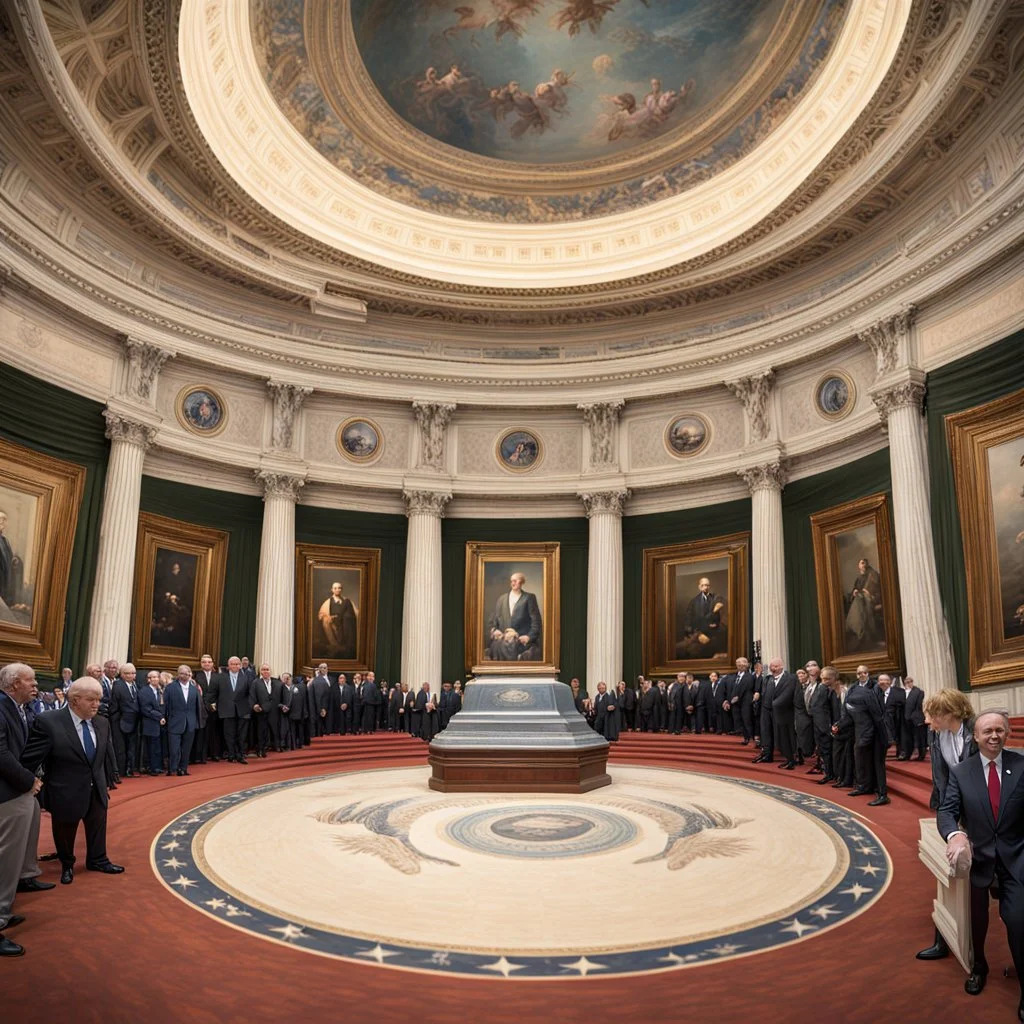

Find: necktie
<box><xmin>81</xmin><ymin>720</ymin><xmax>95</xmax><ymax>761</ymax></box>
<box><xmin>231</xmin><ymin>675</ymin><xmax>237</xmax><ymax>692</ymax></box>
<box><xmin>988</xmin><ymin>761</ymin><xmax>1001</xmax><ymax>820</ymax></box>
<box><xmin>17</xmin><ymin>703</ymin><xmax>28</xmax><ymax>736</ymax></box>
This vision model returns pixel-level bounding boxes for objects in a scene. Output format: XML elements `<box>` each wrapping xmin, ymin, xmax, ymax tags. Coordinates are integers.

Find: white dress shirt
<box><xmin>508</xmin><ymin>590</ymin><xmax>522</xmax><ymax>616</ymax></box>
<box><xmin>68</xmin><ymin>708</ymin><xmax>96</xmax><ymax>754</ymax></box>
<box><xmin>179</xmin><ymin>681</ymin><xmax>191</xmax><ymax>703</ymax></box>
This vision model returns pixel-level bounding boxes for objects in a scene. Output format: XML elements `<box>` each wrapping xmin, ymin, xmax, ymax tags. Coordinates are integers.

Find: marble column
<box><xmin>741</xmin><ymin>462</ymin><xmax>789</xmax><ymax>667</ymax></box>
<box><xmin>401</xmin><ymin>489</ymin><xmax>451</xmax><ymax>687</ymax></box>
<box><xmin>872</xmin><ymin>378</ymin><xmax>957</xmax><ymax>693</ymax></box>
<box><xmin>86</xmin><ymin>411</ymin><xmax>156</xmax><ymax>665</ymax></box>
<box><xmin>253</xmin><ymin>471</ymin><xmax>305</xmax><ymax>675</ymax></box>
<box><xmin>580</xmin><ymin>490</ymin><xmax>629</xmax><ymax>690</ymax></box>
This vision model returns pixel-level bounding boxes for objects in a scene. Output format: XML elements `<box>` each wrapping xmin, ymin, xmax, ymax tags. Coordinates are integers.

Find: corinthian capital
<box><xmin>267</xmin><ymin>381</ymin><xmax>313</xmax><ymax>450</ymax></box>
<box><xmin>858</xmin><ymin>305</ymin><xmax>917</xmax><ymax>379</ymax></box>
<box><xmin>403</xmin><ymin>489</ymin><xmax>452</xmax><ymax>518</ymax></box>
<box><xmin>726</xmin><ymin>369</ymin><xmax>775</xmax><ymax>442</ymax></box>
<box><xmin>579</xmin><ymin>489</ymin><xmax>630</xmax><ymax>518</ymax></box>
<box><xmin>740</xmin><ymin>461</ymin><xmax>787</xmax><ymax>494</ymax></box>
<box><xmin>104</xmin><ymin>409</ymin><xmax>157</xmax><ymax>450</ymax></box>
<box><xmin>871</xmin><ymin>380</ymin><xmax>926</xmax><ymax>422</ymax></box>
<box><xmin>256</xmin><ymin>470</ymin><xmax>306</xmax><ymax>501</ymax></box>
<box><xmin>578</xmin><ymin>399</ymin><xmax>624</xmax><ymax>471</ymax></box>
<box><xmin>122</xmin><ymin>335</ymin><xmax>173</xmax><ymax>403</ymax></box>
<box><xmin>412</xmin><ymin>401</ymin><xmax>457</xmax><ymax>471</ymax></box>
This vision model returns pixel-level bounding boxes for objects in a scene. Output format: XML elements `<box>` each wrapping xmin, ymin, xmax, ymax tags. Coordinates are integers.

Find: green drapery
<box><xmin>441</xmin><ymin>517</ymin><xmax>589</xmax><ymax>684</ymax></box>
<box><xmin>622</xmin><ymin>500</ymin><xmax>752</xmax><ymax>682</ymax></box>
<box><xmin>138</xmin><ymin>477</ymin><xmax>264</xmax><ymax>666</ymax></box>
<box><xmin>0</xmin><ymin>360</ymin><xmax>109</xmax><ymax>683</ymax></box>
<box><xmin>295</xmin><ymin>505</ymin><xmax>407</xmax><ymax>683</ymax></box>
<box><xmin>926</xmin><ymin>327</ymin><xmax>1024</xmax><ymax>687</ymax></box>
<box><xmin>781</xmin><ymin>448</ymin><xmax>893</xmax><ymax>670</ymax></box>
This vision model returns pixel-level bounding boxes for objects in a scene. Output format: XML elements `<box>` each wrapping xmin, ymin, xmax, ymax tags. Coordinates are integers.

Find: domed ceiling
<box><xmin>250</xmin><ymin>0</ymin><xmax>849</xmax><ymax>221</ymax></box>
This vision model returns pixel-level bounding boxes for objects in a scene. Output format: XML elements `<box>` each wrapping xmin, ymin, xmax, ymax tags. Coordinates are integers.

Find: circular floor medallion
<box><xmin>153</xmin><ymin>766</ymin><xmax>891</xmax><ymax>979</ymax></box>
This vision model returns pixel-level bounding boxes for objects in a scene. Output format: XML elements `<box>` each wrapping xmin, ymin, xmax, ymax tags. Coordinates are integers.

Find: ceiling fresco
<box><xmin>249</xmin><ymin>0</ymin><xmax>850</xmax><ymax>222</ymax></box>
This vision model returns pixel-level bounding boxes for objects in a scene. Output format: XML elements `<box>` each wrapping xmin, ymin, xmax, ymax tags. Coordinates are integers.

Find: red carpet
<box><xmin>3</xmin><ymin>732</ymin><xmax>1020</xmax><ymax>1023</ymax></box>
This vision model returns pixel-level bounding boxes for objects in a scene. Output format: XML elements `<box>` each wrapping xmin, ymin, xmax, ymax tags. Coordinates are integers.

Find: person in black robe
<box><xmin>403</xmin><ymin>685</ymin><xmax>417</xmax><ymax>735</ymax></box>
<box><xmin>682</xmin><ymin>677</ymin><xmax>696</xmax><ymax>733</ymax></box>
<box><xmin>666</xmin><ymin>674</ymin><xmax>685</xmax><ymax>735</ymax></box>
<box><xmin>810</xmin><ymin>666</ymin><xmax>842</xmax><ymax>784</ymax></box>
<box><xmin>415</xmin><ymin>683</ymin><xmax>438</xmax><ymax>741</ymax></box>
<box><xmin>693</xmin><ymin>676</ymin><xmax>712</xmax><ymax>734</ymax></box>
<box><xmin>753</xmin><ymin>670</ymin><xmax>775</xmax><ymax>763</ymax></box>
<box><xmin>616</xmin><ymin>681</ymin><xmax>636</xmax><ymax>731</ymax></box>
<box><xmin>360</xmin><ymin>674</ymin><xmax>381</xmax><ymax>734</ymax></box>
<box><xmin>378</xmin><ymin>679</ymin><xmax>389</xmax><ymax>731</ymax></box>
<box><xmin>592</xmin><ymin>682</ymin><xmax>619</xmax><ymax>741</ymax></box>
<box><xmin>351</xmin><ymin>673</ymin><xmax>363</xmax><ymax>734</ymax></box>
<box><xmin>727</xmin><ymin>658</ymin><xmax>755</xmax><ymax>745</ymax></box>
<box><xmin>769</xmin><ymin>660</ymin><xmax>798</xmax><ymax>769</ymax></box>
<box><xmin>655</xmin><ymin>680</ymin><xmax>668</xmax><ymax>732</ymax></box>
<box><xmin>639</xmin><ymin>680</ymin><xmax>657</xmax><ymax>732</ymax></box>
<box><xmin>326</xmin><ymin>670</ymin><xmax>341</xmax><ymax>734</ymax></box>
<box><xmin>794</xmin><ymin>665</ymin><xmax>818</xmax><ymax>770</ymax></box>
<box><xmin>387</xmin><ymin>685</ymin><xmax>404</xmax><ymax>731</ymax></box>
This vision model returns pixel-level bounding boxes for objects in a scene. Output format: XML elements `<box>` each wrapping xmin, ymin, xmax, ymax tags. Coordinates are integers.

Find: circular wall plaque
<box><xmin>336</xmin><ymin>417</ymin><xmax>383</xmax><ymax>462</ymax></box>
<box><xmin>664</xmin><ymin>414</ymin><xmax>710</xmax><ymax>458</ymax></box>
<box><xmin>176</xmin><ymin>385</ymin><xmax>227</xmax><ymax>437</ymax></box>
<box><xmin>496</xmin><ymin>429</ymin><xmax>543</xmax><ymax>472</ymax></box>
<box><xmin>815</xmin><ymin>372</ymin><xmax>855</xmax><ymax>420</ymax></box>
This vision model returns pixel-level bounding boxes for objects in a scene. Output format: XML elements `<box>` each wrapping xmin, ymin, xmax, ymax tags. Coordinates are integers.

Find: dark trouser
<box><xmin>624</xmin><ymin>707</ymin><xmax>636</xmax><ymax>730</ymax></box>
<box><xmin>833</xmin><ymin>733</ymin><xmax>853</xmax><ymax>785</ymax></box>
<box><xmin>221</xmin><ymin>717</ymin><xmax>244</xmax><ymax>760</ymax></box>
<box><xmin>340</xmin><ymin>708</ymin><xmax>354</xmax><ymax>735</ymax></box>
<box><xmin>775</xmin><ymin>716</ymin><xmax>796</xmax><ymax>761</ymax></box>
<box><xmin>667</xmin><ymin>704</ymin><xmax>683</xmax><ymax>734</ymax></box>
<box><xmin>255</xmin><ymin>713</ymin><xmax>275</xmax><ymax>754</ymax></box>
<box><xmin>52</xmin><ymin>790</ymin><xmax>109</xmax><ymax>869</ymax></box>
<box><xmin>872</xmin><ymin>733</ymin><xmax>888</xmax><ymax>795</ymax></box>
<box><xmin>281</xmin><ymin>718</ymin><xmax>297</xmax><ymax>750</ymax></box>
<box><xmin>206</xmin><ymin>719</ymin><xmax>223</xmax><ymax>760</ymax></box>
<box><xmin>759</xmin><ymin>709</ymin><xmax>774</xmax><ymax>760</ymax></box>
<box><xmin>114</xmin><ymin>727</ymin><xmax>138</xmax><ymax>774</ymax></box>
<box><xmin>639</xmin><ymin>711</ymin><xmax>654</xmax><ymax>733</ymax></box>
<box><xmin>737</xmin><ymin>701</ymin><xmax>753</xmax><ymax>741</ymax></box>
<box><xmin>143</xmin><ymin>733</ymin><xmax>162</xmax><ymax>774</ymax></box>
<box><xmin>814</xmin><ymin>728</ymin><xmax>834</xmax><ymax>777</ymax></box>
<box><xmin>695</xmin><ymin>707</ymin><xmax>708</xmax><ymax>734</ymax></box>
<box><xmin>721</xmin><ymin>706</ymin><xmax>734</xmax><ymax>734</ymax></box>
<box><xmin>901</xmin><ymin>720</ymin><xmax>927</xmax><ymax>758</ymax></box>
<box><xmin>853</xmin><ymin>736</ymin><xmax>887</xmax><ymax>794</ymax></box>
<box><xmin>191</xmin><ymin>725</ymin><xmax>207</xmax><ymax>763</ymax></box>
<box><xmin>361</xmin><ymin>705</ymin><xmax>378</xmax><ymax>734</ymax></box>
<box><xmin>168</xmin><ymin>729</ymin><xmax>195</xmax><ymax>773</ymax></box>
<box><xmin>970</xmin><ymin>863</ymin><xmax>1024</xmax><ymax>994</ymax></box>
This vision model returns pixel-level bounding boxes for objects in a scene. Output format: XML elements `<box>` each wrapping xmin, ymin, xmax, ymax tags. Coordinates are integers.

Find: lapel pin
<box><xmin>1006</xmin><ymin>769</ymin><xmax>1012</xmax><ymax>775</ymax></box>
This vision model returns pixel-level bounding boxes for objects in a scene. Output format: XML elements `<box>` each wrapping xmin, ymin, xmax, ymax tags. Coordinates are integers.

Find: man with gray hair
<box><xmin>0</xmin><ymin>662</ymin><xmax>54</xmax><ymax>957</ymax></box>
<box><xmin>21</xmin><ymin>677</ymin><xmax>123</xmax><ymax>884</ymax></box>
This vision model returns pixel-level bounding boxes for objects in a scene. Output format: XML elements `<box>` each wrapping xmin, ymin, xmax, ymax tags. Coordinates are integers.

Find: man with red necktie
<box><xmin>937</xmin><ymin>710</ymin><xmax>1024</xmax><ymax>1018</ymax></box>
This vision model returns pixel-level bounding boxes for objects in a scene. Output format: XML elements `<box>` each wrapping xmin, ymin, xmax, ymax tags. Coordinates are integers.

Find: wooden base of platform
<box><xmin>427</xmin><ymin>744</ymin><xmax>611</xmax><ymax>793</ymax></box>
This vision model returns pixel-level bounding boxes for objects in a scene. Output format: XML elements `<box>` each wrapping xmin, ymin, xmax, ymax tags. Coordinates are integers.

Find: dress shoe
<box><xmin>964</xmin><ymin>972</ymin><xmax>987</xmax><ymax>996</ymax></box>
<box><xmin>897</xmin><ymin>755</ymin><xmax>908</xmax><ymax>761</ymax></box>
<box><xmin>816</xmin><ymin>776</ymin><xmax>835</xmax><ymax>785</ymax></box>
<box><xmin>783</xmin><ymin>761</ymin><xmax>797</xmax><ymax>770</ymax></box>
<box><xmin>6</xmin><ymin>915</ymin><xmax>25</xmax><ymax>927</ymax></box>
<box><xmin>237</xmin><ymin>757</ymin><xmax>249</xmax><ymax>765</ymax></box>
<box><xmin>848</xmin><ymin>788</ymin><xmax>870</xmax><ymax>797</ymax></box>
<box><xmin>60</xmin><ymin>867</ymin><xmax>74</xmax><ymax>885</ymax></box>
<box><xmin>125</xmin><ymin>770</ymin><xmax>135</xmax><ymax>778</ymax></box>
<box><xmin>741</xmin><ymin>739</ymin><xmax>750</xmax><ymax>746</ymax></box>
<box><xmin>832</xmin><ymin>780</ymin><xmax>847</xmax><ymax>788</ymax></box>
<box><xmin>86</xmin><ymin>863</ymin><xmax>124</xmax><ymax>874</ymax></box>
<box><xmin>17</xmin><ymin>878</ymin><xmax>55</xmax><ymax>892</ymax></box>
<box><xmin>916</xmin><ymin>931</ymin><xmax>949</xmax><ymax>960</ymax></box>
<box><xmin>867</xmin><ymin>795</ymin><xmax>890</xmax><ymax>806</ymax></box>
<box><xmin>39</xmin><ymin>852</ymin><xmax>59</xmax><ymax>862</ymax></box>
<box><xmin>0</xmin><ymin>935</ymin><xmax>24</xmax><ymax>957</ymax></box>
<box><xmin>165</xmin><ymin>770</ymin><xmax>173</xmax><ymax>776</ymax></box>
<box><xmin>751</xmin><ymin>754</ymin><xmax>766</xmax><ymax>763</ymax></box>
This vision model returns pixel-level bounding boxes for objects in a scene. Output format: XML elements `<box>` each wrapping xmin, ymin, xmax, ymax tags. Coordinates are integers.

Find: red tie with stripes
<box><xmin>988</xmin><ymin>760</ymin><xmax>1001</xmax><ymax>820</ymax></box>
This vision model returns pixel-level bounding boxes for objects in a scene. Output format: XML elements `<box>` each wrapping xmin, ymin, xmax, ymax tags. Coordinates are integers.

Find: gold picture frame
<box><xmin>810</xmin><ymin>492</ymin><xmax>902</xmax><ymax>675</ymax></box>
<box><xmin>0</xmin><ymin>438</ymin><xmax>86</xmax><ymax>671</ymax></box>
<box><xmin>642</xmin><ymin>532</ymin><xmax>749</xmax><ymax>676</ymax></box>
<box><xmin>947</xmin><ymin>389</ymin><xmax>1024</xmax><ymax>687</ymax></box>
<box><xmin>175</xmin><ymin>384</ymin><xmax>228</xmax><ymax>437</ymax></box>
<box><xmin>495</xmin><ymin>428</ymin><xmax>544</xmax><ymax>473</ymax></box>
<box><xmin>296</xmin><ymin>542</ymin><xmax>380</xmax><ymax>677</ymax></box>
<box><xmin>131</xmin><ymin>512</ymin><xmax>229</xmax><ymax>665</ymax></box>
<box><xmin>663</xmin><ymin>413</ymin><xmax>711</xmax><ymax>458</ymax></box>
<box><xmin>814</xmin><ymin>370</ymin><xmax>857</xmax><ymax>422</ymax></box>
<box><xmin>465</xmin><ymin>541</ymin><xmax>560</xmax><ymax>675</ymax></box>
<box><xmin>336</xmin><ymin>417</ymin><xmax>384</xmax><ymax>463</ymax></box>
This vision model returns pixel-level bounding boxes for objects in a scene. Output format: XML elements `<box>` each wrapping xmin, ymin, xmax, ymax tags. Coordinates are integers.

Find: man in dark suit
<box><xmin>338</xmin><ymin>674</ymin><xmax>355</xmax><ymax>735</ymax></box>
<box><xmin>388</xmin><ymin>684</ymin><xmax>405</xmax><ymax>731</ymax></box>
<box><xmin>767</xmin><ymin>659</ymin><xmax>798</xmax><ymax>769</ymax></box>
<box><xmin>666</xmin><ymin>674</ymin><xmax>685</xmax><ymax>735</ymax></box>
<box><xmin>190</xmin><ymin>659</ymin><xmax>210</xmax><ymax>765</ymax></box>
<box><xmin>487</xmin><ymin>573</ymin><xmax>542</xmax><ymax>661</ymax></box>
<box><xmin>592</xmin><ymin>682</ymin><xmax>618</xmax><ymax>741</ymax></box>
<box><xmin>809</xmin><ymin>666</ymin><xmax>841</xmax><ymax>784</ymax></box>
<box><xmin>678</xmin><ymin>577</ymin><xmax>725</xmax><ymax>658</ymax></box>
<box><xmin>137</xmin><ymin>671</ymin><xmax>165</xmax><ymax>775</ymax></box>
<box><xmin>793</xmin><ymin>666</ymin><xmax>816</xmax><ymax>769</ymax></box>
<box><xmin>281</xmin><ymin>674</ymin><xmax>306</xmax><ymax>750</ymax></box>
<box><xmin>326</xmin><ymin>667</ymin><xmax>342</xmax><ymax>734</ymax></box>
<box><xmin>881</xmin><ymin>677</ymin><xmax>905</xmax><ymax>759</ymax></box>
<box><xmin>309</xmin><ymin>668</ymin><xmax>331</xmax><ymax>737</ymax></box>
<box><xmin>165</xmin><ymin>665</ymin><xmax>200</xmax><ymax>775</ymax></box>
<box><xmin>728</xmin><ymin>658</ymin><xmax>755</xmax><ymax>744</ymax></box>
<box><xmin>98</xmin><ymin>660</ymin><xmax>118</xmax><ymax>719</ymax></box>
<box><xmin>0</xmin><ymin>663</ymin><xmax>54</xmax><ymax>957</ymax></box>
<box><xmin>616</xmin><ymin>681</ymin><xmax>636</xmax><ymax>731</ymax></box>
<box><xmin>20</xmin><ymin>677</ymin><xmax>123</xmax><ymax>885</ymax></box>
<box><xmin>937</xmin><ymin>712</ymin><xmax>1024</xmax><ymax>1015</ymax></box>
<box><xmin>405</xmin><ymin>684</ymin><xmax>419</xmax><ymax>736</ymax></box>
<box><xmin>638</xmin><ymin>680</ymin><xmax>657</xmax><ymax>732</ymax></box>
<box><xmin>752</xmin><ymin>669</ymin><xmax>776</xmax><ymax>764</ymax></box>
<box><xmin>193</xmin><ymin>654</ymin><xmax>219</xmax><ymax>762</ymax></box>
<box><xmin>901</xmin><ymin>677</ymin><xmax>927</xmax><ymax>760</ymax></box>
<box><xmin>250</xmin><ymin>663</ymin><xmax>282</xmax><ymax>757</ymax></box>
<box><xmin>437</xmin><ymin>682</ymin><xmax>456</xmax><ymax>731</ymax></box>
<box><xmin>360</xmin><ymin>672</ymin><xmax>381</xmax><ymax>734</ymax></box>
<box><xmin>833</xmin><ymin>665</ymin><xmax>890</xmax><ymax>805</ymax></box>
<box><xmin>108</xmin><ymin>664</ymin><xmax>140</xmax><ymax>778</ymax></box>
<box><xmin>206</xmin><ymin>656</ymin><xmax>251</xmax><ymax>764</ymax></box>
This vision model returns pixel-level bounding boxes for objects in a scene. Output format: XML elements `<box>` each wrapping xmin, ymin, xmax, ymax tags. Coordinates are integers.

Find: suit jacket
<box><xmin>808</xmin><ymin>684</ymin><xmax>840</xmax><ymax>734</ymax></box>
<box><xmin>207</xmin><ymin>672</ymin><xmax>251</xmax><ymax>719</ymax></box>
<box><xmin>360</xmin><ymin>680</ymin><xmax>382</xmax><ymax>706</ymax></box>
<box><xmin>137</xmin><ymin>685</ymin><xmax>165</xmax><ymax>738</ymax></box>
<box><xmin>252</xmin><ymin>676</ymin><xmax>283</xmax><ymax>718</ymax></box>
<box><xmin>930</xmin><ymin>719</ymin><xmax>977</xmax><ymax>810</ymax></box>
<box><xmin>728</xmin><ymin>671</ymin><xmax>754</xmax><ymax>709</ymax></box>
<box><xmin>771</xmin><ymin>673</ymin><xmax>797</xmax><ymax>720</ymax></box>
<box><xmin>937</xmin><ymin>749</ymin><xmax>1024</xmax><ymax>888</ymax></box>
<box><xmin>640</xmin><ymin>688</ymin><xmax>658</xmax><ymax>713</ymax></box>
<box><xmin>904</xmin><ymin>686</ymin><xmax>925</xmax><ymax>727</ymax></box>
<box><xmin>192</xmin><ymin>676</ymin><xmax>210</xmax><ymax>729</ymax></box>
<box><xmin>285</xmin><ymin>681</ymin><xmax>307</xmax><ymax>721</ymax></box>
<box><xmin>310</xmin><ymin>676</ymin><xmax>331</xmax><ymax>714</ymax></box>
<box><xmin>109</xmin><ymin>679</ymin><xmax>140</xmax><ymax>733</ymax></box>
<box><xmin>694</xmin><ymin>678</ymin><xmax>712</xmax><ymax>709</ymax></box>
<box><xmin>339</xmin><ymin>682</ymin><xmax>355</xmax><ymax>711</ymax></box>
<box><xmin>164</xmin><ymin>681</ymin><xmax>200</xmax><ymax>735</ymax></box>
<box><xmin>880</xmin><ymin>685</ymin><xmax>905</xmax><ymax>726</ymax></box>
<box><xmin>667</xmin><ymin>681</ymin><xmax>684</xmax><ymax>711</ymax></box>
<box><xmin>21</xmin><ymin>707</ymin><xmax>110</xmax><ymax>819</ymax></box>
<box><xmin>0</xmin><ymin>692</ymin><xmax>36</xmax><ymax>803</ymax></box>
<box><xmin>488</xmin><ymin>590</ymin><xmax>542</xmax><ymax>647</ymax></box>
<box><xmin>837</xmin><ymin>683</ymin><xmax>885</xmax><ymax>747</ymax></box>
<box><xmin>619</xmin><ymin>687</ymin><xmax>636</xmax><ymax>712</ymax></box>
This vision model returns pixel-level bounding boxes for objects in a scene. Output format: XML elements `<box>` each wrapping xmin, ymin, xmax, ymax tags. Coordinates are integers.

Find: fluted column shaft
<box><xmin>401</xmin><ymin>491</ymin><xmax>450</xmax><ymax>687</ymax></box>
<box><xmin>875</xmin><ymin>383</ymin><xmax>957</xmax><ymax>693</ymax></box>
<box><xmin>86</xmin><ymin>414</ymin><xmax>154</xmax><ymax>664</ymax></box>
<box><xmin>253</xmin><ymin>473</ymin><xmax>304</xmax><ymax>675</ymax></box>
<box><xmin>743</xmin><ymin>464</ymin><xmax>789</xmax><ymax>667</ymax></box>
<box><xmin>581</xmin><ymin>491</ymin><xmax>628</xmax><ymax>689</ymax></box>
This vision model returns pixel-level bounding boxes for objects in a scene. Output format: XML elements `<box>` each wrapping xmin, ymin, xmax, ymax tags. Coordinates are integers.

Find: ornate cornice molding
<box><xmin>403</xmin><ymin>489</ymin><xmax>452</xmax><ymax>518</ymax></box>
<box><xmin>579</xmin><ymin>489</ymin><xmax>631</xmax><ymax>519</ymax></box>
<box><xmin>411</xmin><ymin>401</ymin><xmax>457</xmax><ymax>472</ymax></box>
<box><xmin>740</xmin><ymin>461</ymin><xmax>788</xmax><ymax>494</ymax></box>
<box><xmin>122</xmin><ymin>334</ymin><xmax>173</xmax><ymax>403</ymax></box>
<box><xmin>267</xmin><ymin>381</ymin><xmax>312</xmax><ymax>450</ymax></box>
<box><xmin>103</xmin><ymin>407</ymin><xmax>157</xmax><ymax>450</ymax></box>
<box><xmin>726</xmin><ymin>370</ymin><xmax>776</xmax><ymax>443</ymax></box>
<box><xmin>858</xmin><ymin>304</ymin><xmax>918</xmax><ymax>378</ymax></box>
<box><xmin>256</xmin><ymin>469</ymin><xmax>306</xmax><ymax>501</ymax></box>
<box><xmin>578</xmin><ymin>400</ymin><xmax>625</xmax><ymax>473</ymax></box>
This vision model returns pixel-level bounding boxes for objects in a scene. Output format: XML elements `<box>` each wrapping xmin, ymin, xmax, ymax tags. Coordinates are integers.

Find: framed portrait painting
<box><xmin>464</xmin><ymin>541</ymin><xmax>560</xmax><ymax>675</ymax></box>
<box><xmin>947</xmin><ymin>389</ymin><xmax>1024</xmax><ymax>687</ymax></box>
<box><xmin>0</xmin><ymin>438</ymin><xmax>85</xmax><ymax>671</ymax></box>
<box><xmin>131</xmin><ymin>513</ymin><xmax>229</xmax><ymax>665</ymax></box>
<box><xmin>810</xmin><ymin>492</ymin><xmax>902</xmax><ymax>675</ymax></box>
<box><xmin>295</xmin><ymin>542</ymin><xmax>380</xmax><ymax>676</ymax></box>
<box><xmin>642</xmin><ymin>533</ymin><xmax>749</xmax><ymax>676</ymax></box>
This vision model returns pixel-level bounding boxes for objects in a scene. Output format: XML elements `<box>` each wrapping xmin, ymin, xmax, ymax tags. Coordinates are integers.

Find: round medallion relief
<box><xmin>496</xmin><ymin>429</ymin><xmax>543</xmax><ymax>472</ymax></box>
<box><xmin>664</xmin><ymin>414</ymin><xmax>710</xmax><ymax>458</ymax></box>
<box><xmin>337</xmin><ymin>417</ymin><xmax>384</xmax><ymax>462</ymax></box>
<box><xmin>815</xmin><ymin>372</ymin><xmax>856</xmax><ymax>420</ymax></box>
<box><xmin>176</xmin><ymin>385</ymin><xmax>227</xmax><ymax>437</ymax></box>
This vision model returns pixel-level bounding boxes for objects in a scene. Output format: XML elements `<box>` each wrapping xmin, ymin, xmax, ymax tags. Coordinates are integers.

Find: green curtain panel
<box><xmin>138</xmin><ymin>477</ymin><xmax>264</xmax><ymax>667</ymax></box>
<box><xmin>441</xmin><ymin>517</ymin><xmax>589</xmax><ymax>685</ymax></box>
<box><xmin>622</xmin><ymin>500</ymin><xmax>752</xmax><ymax>683</ymax></box>
<box><xmin>0</xmin><ymin>360</ymin><xmax>109</xmax><ymax>684</ymax></box>
<box><xmin>926</xmin><ymin>327</ymin><xmax>1024</xmax><ymax>687</ymax></box>
<box><xmin>296</xmin><ymin>505</ymin><xmax>407</xmax><ymax>684</ymax></box>
<box><xmin>781</xmin><ymin>448</ymin><xmax>893</xmax><ymax>671</ymax></box>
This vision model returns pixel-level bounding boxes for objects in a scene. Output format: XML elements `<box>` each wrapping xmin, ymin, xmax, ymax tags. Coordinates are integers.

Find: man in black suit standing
<box><xmin>809</xmin><ymin>665</ymin><xmax>841</xmax><ymax>784</ymax></box>
<box><xmin>278</xmin><ymin>673</ymin><xmax>302</xmax><ymax>750</ymax></box>
<box><xmin>938</xmin><ymin>711</ymin><xmax>1024</xmax><ymax>1015</ymax></box>
<box><xmin>728</xmin><ymin>658</ymin><xmax>755</xmax><ymax>744</ymax></box>
<box><xmin>901</xmin><ymin>677</ymin><xmax>927</xmax><ymax>760</ymax></box>
<box><xmin>109</xmin><ymin>663</ymin><xmax>140</xmax><ymax>778</ymax></box>
<box><xmin>638</xmin><ymin>680</ymin><xmax>657</xmax><ymax>732</ymax></box>
<box><xmin>20</xmin><ymin>678</ymin><xmax>123</xmax><ymax>885</ymax></box>
<box><xmin>137</xmin><ymin>671</ymin><xmax>165</xmax><ymax>776</ymax></box>
<box><xmin>207</xmin><ymin>656</ymin><xmax>251</xmax><ymax>764</ymax></box>
<box><xmin>360</xmin><ymin>672</ymin><xmax>381</xmax><ymax>734</ymax></box>
<box><xmin>767</xmin><ymin>659</ymin><xmax>799</xmax><ymax>770</ymax></box>
<box><xmin>250</xmin><ymin>663</ymin><xmax>282</xmax><ymax>757</ymax></box>
<box><xmin>752</xmin><ymin>668</ymin><xmax>776</xmax><ymax>764</ymax></box>
<box><xmin>616</xmin><ymin>681</ymin><xmax>636</xmax><ymax>731</ymax></box>
<box><xmin>98</xmin><ymin>659</ymin><xmax>118</xmax><ymax>719</ymax></box>
<box><xmin>666</xmin><ymin>673</ymin><xmax>685</xmax><ymax>735</ymax></box>
<box><xmin>309</xmin><ymin>666</ymin><xmax>331</xmax><ymax>737</ymax></box>
<box><xmin>880</xmin><ymin>676</ymin><xmax>905</xmax><ymax>759</ymax></box>
<box><xmin>193</xmin><ymin>654</ymin><xmax>218</xmax><ymax>762</ymax></box>
<box><xmin>834</xmin><ymin>664</ymin><xmax>890</xmax><ymax>805</ymax></box>
<box><xmin>164</xmin><ymin>665</ymin><xmax>199</xmax><ymax>775</ymax></box>
<box><xmin>337</xmin><ymin>673</ymin><xmax>355</xmax><ymax>735</ymax></box>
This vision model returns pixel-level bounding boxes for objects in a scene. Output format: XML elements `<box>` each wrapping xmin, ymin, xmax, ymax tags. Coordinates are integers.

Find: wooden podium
<box><xmin>428</xmin><ymin>676</ymin><xmax>611</xmax><ymax>794</ymax></box>
<box><xmin>918</xmin><ymin>817</ymin><xmax>972</xmax><ymax>973</ymax></box>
